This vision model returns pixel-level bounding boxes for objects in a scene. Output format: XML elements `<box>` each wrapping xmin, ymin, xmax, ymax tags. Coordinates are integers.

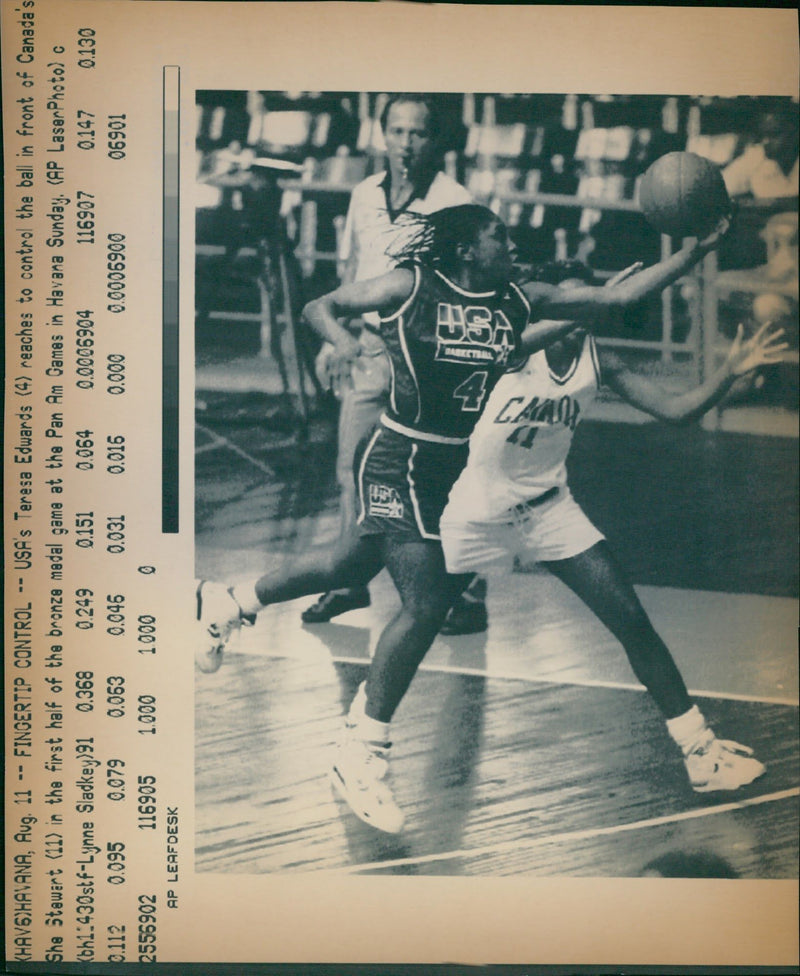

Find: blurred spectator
<box><xmin>722</xmin><ymin>102</ymin><xmax>799</xmax><ymax>200</ymax></box>
<box><xmin>716</xmin><ymin>103</ymin><xmax>798</xmax><ymax>274</ymax></box>
<box><xmin>759</xmin><ymin>211</ymin><xmax>799</xmax><ymax>284</ymax></box>
<box><xmin>718</xmin><ymin>104</ymin><xmax>798</xmax><ymax>407</ymax></box>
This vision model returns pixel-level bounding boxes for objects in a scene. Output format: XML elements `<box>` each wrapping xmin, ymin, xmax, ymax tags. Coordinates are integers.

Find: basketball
<box><xmin>638</xmin><ymin>151</ymin><xmax>730</xmax><ymax>239</ymax></box>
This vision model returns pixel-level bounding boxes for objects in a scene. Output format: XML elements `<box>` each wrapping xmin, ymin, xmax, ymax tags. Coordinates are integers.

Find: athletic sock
<box><xmin>665</xmin><ymin>704</ymin><xmax>714</xmax><ymax>756</ymax></box>
<box><xmin>348</xmin><ymin>683</ymin><xmax>391</xmax><ymax>742</ymax></box>
<box><xmin>356</xmin><ymin>714</ymin><xmax>392</xmax><ymax>743</ymax></box>
<box><xmin>231</xmin><ymin>582</ymin><xmax>262</xmax><ymax>620</ymax></box>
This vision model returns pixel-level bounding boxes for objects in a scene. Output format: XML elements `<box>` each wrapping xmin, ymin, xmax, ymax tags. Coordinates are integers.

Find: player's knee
<box><xmin>403</xmin><ymin>597</ymin><xmax>451</xmax><ymax>633</ymax></box>
<box><xmin>327</xmin><ymin>542</ymin><xmax>375</xmax><ymax>588</ymax></box>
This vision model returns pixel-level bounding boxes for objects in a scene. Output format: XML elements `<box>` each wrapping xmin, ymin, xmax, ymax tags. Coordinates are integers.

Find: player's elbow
<box><xmin>633</xmin><ymin>395</ymin><xmax>694</xmax><ymax>424</ymax></box>
<box><xmin>302</xmin><ymin>296</ymin><xmax>330</xmax><ymax>326</ymax></box>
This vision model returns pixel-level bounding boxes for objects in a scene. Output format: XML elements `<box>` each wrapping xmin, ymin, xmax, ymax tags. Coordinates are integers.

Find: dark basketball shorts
<box><xmin>355</xmin><ymin>424</ymin><xmax>469</xmax><ymax>542</ymax></box>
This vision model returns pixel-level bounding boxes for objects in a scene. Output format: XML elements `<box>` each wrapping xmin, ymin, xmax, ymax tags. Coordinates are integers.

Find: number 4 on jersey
<box><xmin>453</xmin><ymin>370</ymin><xmax>488</xmax><ymax>412</ymax></box>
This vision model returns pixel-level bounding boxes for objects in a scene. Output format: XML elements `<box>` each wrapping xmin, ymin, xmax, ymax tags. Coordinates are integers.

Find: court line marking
<box><xmin>323</xmin><ymin>787</ymin><xmax>800</xmax><ymax>875</ymax></box>
<box><xmin>195</xmin><ymin>440</ymin><xmax>223</xmax><ymax>455</ymax></box>
<box><xmin>205</xmin><ymin>439</ymin><xmax>798</xmax><ymax>710</ymax></box>
<box><xmin>235</xmin><ymin>640</ymin><xmax>800</xmax><ymax>708</ymax></box>
<box><xmin>196</xmin><ymin>423</ymin><xmax>276</xmax><ymax>477</ymax></box>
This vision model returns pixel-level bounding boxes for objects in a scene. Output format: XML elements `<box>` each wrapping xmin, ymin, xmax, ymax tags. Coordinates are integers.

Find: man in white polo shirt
<box><xmin>303</xmin><ymin>93</ymin><xmax>488</xmax><ymax>633</ymax></box>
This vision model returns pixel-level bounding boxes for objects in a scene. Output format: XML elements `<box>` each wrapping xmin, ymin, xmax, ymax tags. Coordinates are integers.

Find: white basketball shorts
<box><xmin>440</xmin><ymin>487</ymin><xmax>604</xmax><ymax>574</ymax></box>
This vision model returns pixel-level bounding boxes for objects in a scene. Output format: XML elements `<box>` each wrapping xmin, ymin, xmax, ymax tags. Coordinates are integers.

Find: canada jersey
<box><xmin>380</xmin><ymin>264</ymin><xmax>530</xmax><ymax>441</ymax></box>
<box><xmin>446</xmin><ymin>332</ymin><xmax>601</xmax><ymax>520</ymax></box>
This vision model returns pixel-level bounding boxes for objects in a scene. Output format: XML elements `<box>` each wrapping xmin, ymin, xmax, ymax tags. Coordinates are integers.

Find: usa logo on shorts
<box><xmin>368</xmin><ymin>484</ymin><xmax>404</xmax><ymax>519</ymax></box>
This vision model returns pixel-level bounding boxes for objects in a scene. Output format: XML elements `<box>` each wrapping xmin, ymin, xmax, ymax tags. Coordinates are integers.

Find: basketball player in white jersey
<box><xmin>440</xmin><ymin>260</ymin><xmax>787</xmax><ymax>794</ymax></box>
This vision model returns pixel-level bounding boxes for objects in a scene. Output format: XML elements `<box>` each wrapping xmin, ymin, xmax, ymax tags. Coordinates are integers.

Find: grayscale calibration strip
<box><xmin>162</xmin><ymin>66</ymin><xmax>180</xmax><ymax>532</ymax></box>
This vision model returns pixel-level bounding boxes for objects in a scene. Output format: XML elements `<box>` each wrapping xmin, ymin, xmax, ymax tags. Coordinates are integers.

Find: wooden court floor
<box><xmin>194</xmin><ymin>396</ymin><xmax>799</xmax><ymax>878</ymax></box>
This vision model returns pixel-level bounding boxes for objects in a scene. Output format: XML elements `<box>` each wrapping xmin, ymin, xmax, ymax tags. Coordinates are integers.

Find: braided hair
<box><xmin>386</xmin><ymin>204</ymin><xmax>500</xmax><ymax>276</ymax></box>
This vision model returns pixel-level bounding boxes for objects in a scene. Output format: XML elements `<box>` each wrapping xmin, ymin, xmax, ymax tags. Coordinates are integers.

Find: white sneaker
<box><xmin>685</xmin><ymin>736</ymin><xmax>766</xmax><ymax>793</ymax></box>
<box><xmin>330</xmin><ymin>731</ymin><xmax>405</xmax><ymax>834</ymax></box>
<box><xmin>195</xmin><ymin>580</ymin><xmax>242</xmax><ymax>673</ymax></box>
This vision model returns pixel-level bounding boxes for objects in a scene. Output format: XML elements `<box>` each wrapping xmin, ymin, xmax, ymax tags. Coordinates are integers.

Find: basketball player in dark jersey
<box><xmin>197</xmin><ymin>204</ymin><xmax>730</xmax><ymax>833</ymax></box>
<box><xmin>302</xmin><ymin>93</ymin><xmax>482</xmax><ymax>631</ymax></box>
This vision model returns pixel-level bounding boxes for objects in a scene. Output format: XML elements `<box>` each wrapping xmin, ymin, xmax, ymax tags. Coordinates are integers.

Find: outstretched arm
<box><xmin>518</xmin><ymin>262</ymin><xmax>643</xmax><ymax>354</ymax></box>
<box><xmin>599</xmin><ymin>321</ymin><xmax>789</xmax><ymax>423</ymax></box>
<box><xmin>519</xmin><ymin>313</ymin><xmax>588</xmax><ymax>354</ymax></box>
<box><xmin>521</xmin><ymin>217</ymin><xmax>729</xmax><ymax>330</ymax></box>
<box><xmin>303</xmin><ymin>268</ymin><xmax>414</xmax><ymax>393</ymax></box>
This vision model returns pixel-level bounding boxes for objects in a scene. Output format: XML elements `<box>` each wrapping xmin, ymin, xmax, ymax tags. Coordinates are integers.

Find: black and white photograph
<box><xmin>4</xmin><ymin>1</ymin><xmax>798</xmax><ymax>970</ymax></box>
<box><xmin>192</xmin><ymin>88</ymin><xmax>799</xmax><ymax>878</ymax></box>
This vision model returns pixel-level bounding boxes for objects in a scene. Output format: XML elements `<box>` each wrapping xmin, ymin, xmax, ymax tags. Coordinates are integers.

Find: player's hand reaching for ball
<box><xmin>725</xmin><ymin>321</ymin><xmax>789</xmax><ymax>376</ymax></box>
<box><xmin>697</xmin><ymin>212</ymin><xmax>732</xmax><ymax>252</ymax></box>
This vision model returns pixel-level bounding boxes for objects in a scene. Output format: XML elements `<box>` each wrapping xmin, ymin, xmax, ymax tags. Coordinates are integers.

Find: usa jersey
<box><xmin>380</xmin><ymin>263</ymin><xmax>530</xmax><ymax>441</ymax></box>
<box><xmin>446</xmin><ymin>332</ymin><xmax>601</xmax><ymax>519</ymax></box>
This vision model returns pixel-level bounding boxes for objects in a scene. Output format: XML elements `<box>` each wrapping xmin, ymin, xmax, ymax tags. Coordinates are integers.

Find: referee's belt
<box><xmin>511</xmin><ymin>486</ymin><xmax>559</xmax><ymax>517</ymax></box>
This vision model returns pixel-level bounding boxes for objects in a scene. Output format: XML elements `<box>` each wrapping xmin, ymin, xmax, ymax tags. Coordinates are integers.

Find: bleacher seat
<box><xmin>686</xmin><ymin>133</ymin><xmax>740</xmax><ymax>167</ymax></box>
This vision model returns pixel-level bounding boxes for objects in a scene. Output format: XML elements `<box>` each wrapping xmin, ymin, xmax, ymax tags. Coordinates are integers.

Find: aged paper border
<box><xmin>4</xmin><ymin>1</ymin><xmax>799</xmax><ymax>971</ymax></box>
